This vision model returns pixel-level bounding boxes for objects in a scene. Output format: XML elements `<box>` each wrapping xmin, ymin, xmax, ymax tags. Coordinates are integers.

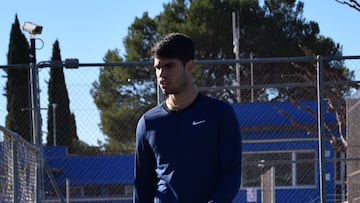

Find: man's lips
<box><xmin>159</xmin><ymin>80</ymin><xmax>168</xmax><ymax>88</ymax></box>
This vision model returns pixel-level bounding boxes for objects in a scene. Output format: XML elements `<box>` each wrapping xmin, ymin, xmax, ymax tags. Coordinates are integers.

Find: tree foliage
<box><xmin>124</xmin><ymin>12</ymin><xmax>159</xmax><ymax>61</ymax></box>
<box><xmin>91</xmin><ymin>12</ymin><xmax>160</xmax><ymax>154</ymax></box>
<box><xmin>46</xmin><ymin>40</ymin><xmax>79</xmax><ymax>153</ymax></box>
<box><xmin>152</xmin><ymin>0</ymin><xmax>345</xmax><ymax>103</ymax></box>
<box><xmin>91</xmin><ymin>49</ymin><xmax>156</xmax><ymax>154</ymax></box>
<box><xmin>93</xmin><ymin>0</ymin><xmax>355</xmax><ymax>153</ymax></box>
<box><xmin>5</xmin><ymin>15</ymin><xmax>32</xmax><ymax>141</ymax></box>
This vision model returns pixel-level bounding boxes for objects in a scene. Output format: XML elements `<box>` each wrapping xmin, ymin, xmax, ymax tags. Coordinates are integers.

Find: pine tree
<box><xmin>5</xmin><ymin>15</ymin><xmax>32</xmax><ymax>141</ymax></box>
<box><xmin>46</xmin><ymin>40</ymin><xmax>78</xmax><ymax>153</ymax></box>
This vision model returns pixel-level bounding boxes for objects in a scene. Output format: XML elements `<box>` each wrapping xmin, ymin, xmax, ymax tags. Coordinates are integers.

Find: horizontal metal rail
<box><xmin>0</xmin><ymin>125</ymin><xmax>39</xmax><ymax>152</ymax></box>
<box><xmin>1</xmin><ymin>55</ymin><xmax>359</xmax><ymax>69</ymax></box>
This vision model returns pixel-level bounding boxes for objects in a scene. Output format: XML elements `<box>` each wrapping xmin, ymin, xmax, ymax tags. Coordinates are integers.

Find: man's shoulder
<box><xmin>143</xmin><ymin>103</ymin><xmax>167</xmax><ymax>120</ymax></box>
<box><xmin>197</xmin><ymin>94</ymin><xmax>238</xmax><ymax>120</ymax></box>
<box><xmin>198</xmin><ymin>94</ymin><xmax>231</xmax><ymax>109</ymax></box>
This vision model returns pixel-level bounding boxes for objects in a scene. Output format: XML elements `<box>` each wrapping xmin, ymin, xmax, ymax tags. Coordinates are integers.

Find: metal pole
<box><xmin>52</xmin><ymin>103</ymin><xmax>57</xmax><ymax>146</ymax></box>
<box><xmin>232</xmin><ymin>11</ymin><xmax>241</xmax><ymax>103</ymax></box>
<box><xmin>29</xmin><ymin>36</ymin><xmax>43</xmax><ymax>203</ymax></box>
<box><xmin>316</xmin><ymin>55</ymin><xmax>327</xmax><ymax>203</ymax></box>
<box><xmin>157</xmin><ymin>80</ymin><xmax>164</xmax><ymax>105</ymax></box>
<box><xmin>250</xmin><ymin>52</ymin><xmax>254</xmax><ymax>103</ymax></box>
<box><xmin>66</xmin><ymin>179</ymin><xmax>70</xmax><ymax>203</ymax></box>
<box><xmin>12</xmin><ymin>137</ymin><xmax>19</xmax><ymax>203</ymax></box>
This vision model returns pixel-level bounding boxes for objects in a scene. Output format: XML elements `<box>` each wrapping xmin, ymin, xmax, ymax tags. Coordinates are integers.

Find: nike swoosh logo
<box><xmin>192</xmin><ymin>120</ymin><xmax>206</xmax><ymax>126</ymax></box>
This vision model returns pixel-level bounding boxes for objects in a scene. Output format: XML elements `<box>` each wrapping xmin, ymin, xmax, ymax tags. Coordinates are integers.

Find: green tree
<box><xmin>124</xmin><ymin>12</ymin><xmax>158</xmax><ymax>61</ymax></box>
<box><xmin>153</xmin><ymin>0</ymin><xmax>337</xmax><ymax>102</ymax></box>
<box><xmin>91</xmin><ymin>49</ymin><xmax>155</xmax><ymax>154</ymax></box>
<box><xmin>93</xmin><ymin>0</ymin><xmax>355</xmax><ymax>153</ymax></box>
<box><xmin>157</xmin><ymin>0</ymin><xmax>189</xmax><ymax>34</ymax></box>
<box><xmin>91</xmin><ymin>12</ymin><xmax>159</xmax><ymax>154</ymax></box>
<box><xmin>46</xmin><ymin>40</ymin><xmax>79</xmax><ymax>153</ymax></box>
<box><xmin>5</xmin><ymin>15</ymin><xmax>32</xmax><ymax>141</ymax></box>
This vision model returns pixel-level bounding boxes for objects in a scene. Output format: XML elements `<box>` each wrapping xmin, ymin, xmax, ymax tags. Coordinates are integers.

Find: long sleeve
<box><xmin>211</xmin><ymin>104</ymin><xmax>242</xmax><ymax>203</ymax></box>
<box><xmin>134</xmin><ymin>96</ymin><xmax>242</xmax><ymax>203</ymax></box>
<box><xmin>134</xmin><ymin>116</ymin><xmax>157</xmax><ymax>203</ymax></box>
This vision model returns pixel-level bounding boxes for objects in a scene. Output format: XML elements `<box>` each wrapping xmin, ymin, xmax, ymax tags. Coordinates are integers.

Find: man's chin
<box><xmin>163</xmin><ymin>90</ymin><xmax>173</xmax><ymax>96</ymax></box>
<box><xmin>163</xmin><ymin>90</ymin><xmax>170</xmax><ymax>96</ymax></box>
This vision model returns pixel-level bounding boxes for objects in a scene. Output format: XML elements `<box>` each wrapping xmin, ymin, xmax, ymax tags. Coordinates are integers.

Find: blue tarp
<box><xmin>232</xmin><ymin>101</ymin><xmax>336</xmax><ymax>127</ymax></box>
<box><xmin>45</xmin><ymin>146</ymin><xmax>134</xmax><ymax>186</ymax></box>
<box><xmin>44</xmin><ymin>101</ymin><xmax>337</xmax><ymax>187</ymax></box>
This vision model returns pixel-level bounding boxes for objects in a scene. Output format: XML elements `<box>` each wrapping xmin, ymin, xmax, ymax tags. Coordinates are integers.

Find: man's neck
<box><xmin>166</xmin><ymin>88</ymin><xmax>198</xmax><ymax>111</ymax></box>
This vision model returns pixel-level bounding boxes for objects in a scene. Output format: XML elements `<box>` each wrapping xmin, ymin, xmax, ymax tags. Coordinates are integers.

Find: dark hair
<box><xmin>151</xmin><ymin>33</ymin><xmax>195</xmax><ymax>64</ymax></box>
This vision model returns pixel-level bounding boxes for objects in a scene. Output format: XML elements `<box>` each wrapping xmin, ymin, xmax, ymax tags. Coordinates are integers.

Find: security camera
<box><xmin>23</xmin><ymin>22</ymin><xmax>43</xmax><ymax>35</ymax></box>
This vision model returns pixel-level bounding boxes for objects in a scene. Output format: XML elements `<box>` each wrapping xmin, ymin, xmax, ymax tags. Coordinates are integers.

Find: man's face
<box><xmin>153</xmin><ymin>57</ymin><xmax>190</xmax><ymax>95</ymax></box>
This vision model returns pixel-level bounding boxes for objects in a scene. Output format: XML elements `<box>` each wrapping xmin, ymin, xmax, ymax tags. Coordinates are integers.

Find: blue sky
<box><xmin>0</xmin><ymin>0</ymin><xmax>167</xmax><ymax>65</ymax></box>
<box><xmin>0</xmin><ymin>0</ymin><xmax>359</xmax><ymax>145</ymax></box>
<box><xmin>1</xmin><ymin>0</ymin><xmax>359</xmax><ymax>65</ymax></box>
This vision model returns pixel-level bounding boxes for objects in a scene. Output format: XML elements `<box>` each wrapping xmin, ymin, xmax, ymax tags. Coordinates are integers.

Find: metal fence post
<box><xmin>29</xmin><ymin>36</ymin><xmax>43</xmax><ymax>203</ymax></box>
<box><xmin>261</xmin><ymin>166</ymin><xmax>275</xmax><ymax>203</ymax></box>
<box><xmin>317</xmin><ymin>55</ymin><xmax>327</xmax><ymax>203</ymax></box>
<box><xmin>12</xmin><ymin>137</ymin><xmax>19</xmax><ymax>203</ymax></box>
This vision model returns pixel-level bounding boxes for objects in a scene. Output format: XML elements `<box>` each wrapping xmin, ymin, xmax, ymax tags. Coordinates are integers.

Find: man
<box><xmin>134</xmin><ymin>32</ymin><xmax>241</xmax><ymax>203</ymax></box>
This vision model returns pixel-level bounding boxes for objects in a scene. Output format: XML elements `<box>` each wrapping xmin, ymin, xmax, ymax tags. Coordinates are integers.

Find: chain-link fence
<box><xmin>0</xmin><ymin>126</ymin><xmax>39</xmax><ymax>202</ymax></box>
<box><xmin>0</xmin><ymin>56</ymin><xmax>360</xmax><ymax>202</ymax></box>
<box><xmin>346</xmin><ymin>94</ymin><xmax>360</xmax><ymax>203</ymax></box>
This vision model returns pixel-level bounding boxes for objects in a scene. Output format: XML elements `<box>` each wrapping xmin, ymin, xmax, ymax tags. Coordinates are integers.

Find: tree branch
<box><xmin>335</xmin><ymin>0</ymin><xmax>360</xmax><ymax>12</ymax></box>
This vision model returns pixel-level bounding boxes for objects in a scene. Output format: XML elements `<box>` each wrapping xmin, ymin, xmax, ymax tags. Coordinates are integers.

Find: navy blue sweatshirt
<box><xmin>134</xmin><ymin>94</ymin><xmax>241</xmax><ymax>203</ymax></box>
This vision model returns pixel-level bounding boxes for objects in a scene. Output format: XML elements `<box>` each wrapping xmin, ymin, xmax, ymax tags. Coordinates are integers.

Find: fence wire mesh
<box><xmin>346</xmin><ymin>95</ymin><xmax>360</xmax><ymax>203</ymax></box>
<box><xmin>0</xmin><ymin>56</ymin><xmax>360</xmax><ymax>202</ymax></box>
<box><xmin>0</xmin><ymin>127</ymin><xmax>38</xmax><ymax>202</ymax></box>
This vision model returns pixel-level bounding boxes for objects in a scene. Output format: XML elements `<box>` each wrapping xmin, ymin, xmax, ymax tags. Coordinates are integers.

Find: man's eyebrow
<box><xmin>154</xmin><ymin>62</ymin><xmax>175</xmax><ymax>69</ymax></box>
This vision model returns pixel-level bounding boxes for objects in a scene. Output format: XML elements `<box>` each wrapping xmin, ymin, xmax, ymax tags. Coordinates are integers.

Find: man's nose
<box><xmin>158</xmin><ymin>68</ymin><xmax>166</xmax><ymax>77</ymax></box>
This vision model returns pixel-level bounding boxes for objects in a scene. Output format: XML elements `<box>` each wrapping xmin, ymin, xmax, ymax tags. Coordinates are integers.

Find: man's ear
<box><xmin>185</xmin><ymin>59</ymin><xmax>194</xmax><ymax>71</ymax></box>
